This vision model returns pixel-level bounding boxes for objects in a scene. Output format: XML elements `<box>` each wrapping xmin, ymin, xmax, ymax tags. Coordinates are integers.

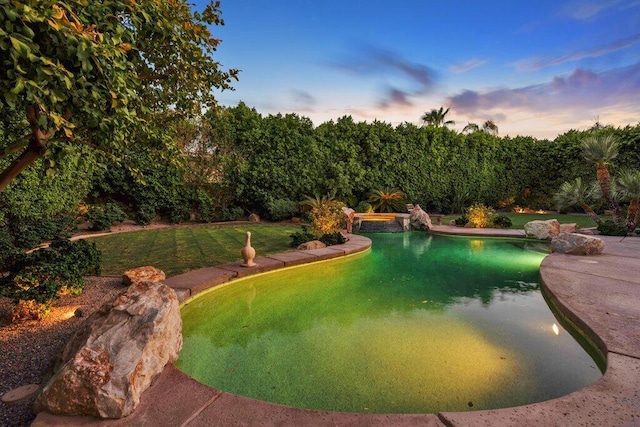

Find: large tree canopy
<box><xmin>0</xmin><ymin>0</ymin><xmax>238</xmax><ymax>191</ymax></box>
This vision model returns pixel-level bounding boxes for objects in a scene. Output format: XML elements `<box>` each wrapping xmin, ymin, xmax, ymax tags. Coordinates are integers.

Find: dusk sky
<box><xmin>197</xmin><ymin>0</ymin><xmax>640</xmax><ymax>139</ymax></box>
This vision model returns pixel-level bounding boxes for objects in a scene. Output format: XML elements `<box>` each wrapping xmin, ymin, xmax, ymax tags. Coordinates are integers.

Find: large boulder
<box><xmin>122</xmin><ymin>265</ymin><xmax>165</xmax><ymax>286</ymax></box>
<box><xmin>551</xmin><ymin>233</ymin><xmax>605</xmax><ymax>255</ymax></box>
<box><xmin>36</xmin><ymin>282</ymin><xmax>182</xmax><ymax>419</ymax></box>
<box><xmin>524</xmin><ymin>219</ymin><xmax>560</xmax><ymax>240</ymax></box>
<box><xmin>409</xmin><ymin>205</ymin><xmax>432</xmax><ymax>231</ymax></box>
<box><xmin>559</xmin><ymin>223</ymin><xmax>578</xmax><ymax>234</ymax></box>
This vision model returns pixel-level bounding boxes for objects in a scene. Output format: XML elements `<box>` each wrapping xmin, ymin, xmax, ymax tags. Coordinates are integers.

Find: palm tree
<box><xmin>462</xmin><ymin>122</ymin><xmax>479</xmax><ymax>133</ymax></box>
<box><xmin>616</xmin><ymin>169</ymin><xmax>640</xmax><ymax>232</ymax></box>
<box><xmin>368</xmin><ymin>188</ymin><xmax>406</xmax><ymax>213</ymax></box>
<box><xmin>482</xmin><ymin>120</ymin><xmax>499</xmax><ymax>136</ymax></box>
<box><xmin>554</xmin><ymin>178</ymin><xmax>601</xmax><ymax>225</ymax></box>
<box><xmin>420</xmin><ymin>107</ymin><xmax>455</xmax><ymax>128</ymax></box>
<box><xmin>581</xmin><ymin>134</ymin><xmax>623</xmax><ymax>224</ymax></box>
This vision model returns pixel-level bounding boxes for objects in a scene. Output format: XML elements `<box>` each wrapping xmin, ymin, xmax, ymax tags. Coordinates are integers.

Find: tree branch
<box><xmin>0</xmin><ymin>138</ymin><xmax>47</xmax><ymax>192</ymax></box>
<box><xmin>0</xmin><ymin>139</ymin><xmax>30</xmax><ymax>160</ymax></box>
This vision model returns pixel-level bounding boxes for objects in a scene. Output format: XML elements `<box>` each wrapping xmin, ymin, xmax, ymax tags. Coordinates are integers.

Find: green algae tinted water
<box><xmin>177</xmin><ymin>233</ymin><xmax>603</xmax><ymax>413</ymax></box>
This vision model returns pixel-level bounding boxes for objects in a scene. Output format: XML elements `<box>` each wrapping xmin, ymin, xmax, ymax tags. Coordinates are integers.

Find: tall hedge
<box><xmin>206</xmin><ymin>104</ymin><xmax>640</xmax><ymax>214</ymax></box>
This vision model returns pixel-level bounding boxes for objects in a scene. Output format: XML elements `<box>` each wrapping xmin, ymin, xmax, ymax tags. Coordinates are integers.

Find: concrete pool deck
<box><xmin>32</xmin><ymin>229</ymin><xmax>640</xmax><ymax>426</ymax></box>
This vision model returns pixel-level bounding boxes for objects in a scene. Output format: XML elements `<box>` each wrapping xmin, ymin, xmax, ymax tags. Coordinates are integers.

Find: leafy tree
<box><xmin>581</xmin><ymin>135</ymin><xmax>623</xmax><ymax>224</ymax></box>
<box><xmin>0</xmin><ymin>0</ymin><xmax>238</xmax><ymax>192</ymax></box>
<box><xmin>616</xmin><ymin>169</ymin><xmax>640</xmax><ymax>232</ymax></box>
<box><xmin>554</xmin><ymin>178</ymin><xmax>601</xmax><ymax>224</ymax></box>
<box><xmin>420</xmin><ymin>107</ymin><xmax>455</xmax><ymax>128</ymax></box>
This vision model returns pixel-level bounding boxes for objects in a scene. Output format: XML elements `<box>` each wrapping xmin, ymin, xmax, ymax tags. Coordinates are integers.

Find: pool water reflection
<box><xmin>177</xmin><ymin>233</ymin><xmax>603</xmax><ymax>413</ymax></box>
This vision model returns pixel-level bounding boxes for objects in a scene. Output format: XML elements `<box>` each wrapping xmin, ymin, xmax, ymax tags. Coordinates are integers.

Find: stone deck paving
<box><xmin>32</xmin><ymin>231</ymin><xmax>640</xmax><ymax>426</ymax></box>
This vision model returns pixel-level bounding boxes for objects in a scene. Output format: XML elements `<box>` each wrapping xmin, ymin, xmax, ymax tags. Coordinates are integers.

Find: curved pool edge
<box><xmin>32</xmin><ymin>232</ymin><xmax>640</xmax><ymax>427</ymax></box>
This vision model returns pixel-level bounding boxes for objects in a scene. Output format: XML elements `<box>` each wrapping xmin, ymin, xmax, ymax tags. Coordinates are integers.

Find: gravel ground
<box><xmin>0</xmin><ymin>276</ymin><xmax>128</xmax><ymax>427</ymax></box>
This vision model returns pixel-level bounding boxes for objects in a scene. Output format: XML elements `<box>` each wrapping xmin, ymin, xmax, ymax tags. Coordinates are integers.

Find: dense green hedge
<box><xmin>209</xmin><ymin>103</ymin><xmax>640</xmax><ymax>214</ymax></box>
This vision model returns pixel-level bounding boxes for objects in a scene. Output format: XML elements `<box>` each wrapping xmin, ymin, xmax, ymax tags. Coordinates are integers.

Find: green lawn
<box><xmin>92</xmin><ymin>224</ymin><xmax>301</xmax><ymax>276</ymax></box>
<box><xmin>441</xmin><ymin>212</ymin><xmax>605</xmax><ymax>230</ymax></box>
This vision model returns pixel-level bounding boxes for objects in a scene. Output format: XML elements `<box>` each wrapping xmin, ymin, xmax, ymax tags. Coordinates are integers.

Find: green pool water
<box><xmin>177</xmin><ymin>233</ymin><xmax>603</xmax><ymax>413</ymax></box>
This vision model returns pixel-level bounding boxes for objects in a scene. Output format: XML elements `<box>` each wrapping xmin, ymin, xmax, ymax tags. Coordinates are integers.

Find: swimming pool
<box><xmin>177</xmin><ymin>233</ymin><xmax>603</xmax><ymax>413</ymax></box>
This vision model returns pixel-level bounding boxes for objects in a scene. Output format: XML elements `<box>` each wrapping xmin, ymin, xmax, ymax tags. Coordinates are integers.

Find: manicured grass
<box><xmin>92</xmin><ymin>224</ymin><xmax>301</xmax><ymax>276</ymax></box>
<box><xmin>441</xmin><ymin>213</ymin><xmax>607</xmax><ymax>230</ymax></box>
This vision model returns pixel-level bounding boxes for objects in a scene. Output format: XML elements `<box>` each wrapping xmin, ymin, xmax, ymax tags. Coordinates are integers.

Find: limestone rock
<box><xmin>342</xmin><ymin>207</ymin><xmax>356</xmax><ymax>233</ymax></box>
<box><xmin>409</xmin><ymin>205</ymin><xmax>432</xmax><ymax>231</ymax></box>
<box><xmin>578</xmin><ymin>227</ymin><xmax>599</xmax><ymax>235</ymax></box>
<box><xmin>36</xmin><ymin>282</ymin><xmax>182</xmax><ymax>419</ymax></box>
<box><xmin>297</xmin><ymin>240</ymin><xmax>326</xmax><ymax>250</ymax></box>
<box><xmin>122</xmin><ymin>266</ymin><xmax>165</xmax><ymax>286</ymax></box>
<box><xmin>551</xmin><ymin>232</ymin><xmax>605</xmax><ymax>255</ymax></box>
<box><xmin>248</xmin><ymin>213</ymin><xmax>260</xmax><ymax>222</ymax></box>
<box><xmin>524</xmin><ymin>219</ymin><xmax>560</xmax><ymax>240</ymax></box>
<box><xmin>559</xmin><ymin>223</ymin><xmax>578</xmax><ymax>234</ymax></box>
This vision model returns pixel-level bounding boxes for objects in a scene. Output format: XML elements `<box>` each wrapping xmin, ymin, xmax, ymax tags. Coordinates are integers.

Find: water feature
<box><xmin>177</xmin><ymin>233</ymin><xmax>603</xmax><ymax>413</ymax></box>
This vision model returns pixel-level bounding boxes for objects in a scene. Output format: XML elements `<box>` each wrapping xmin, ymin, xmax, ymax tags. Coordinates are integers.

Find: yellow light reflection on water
<box><xmin>294</xmin><ymin>312</ymin><xmax>535</xmax><ymax>412</ymax></box>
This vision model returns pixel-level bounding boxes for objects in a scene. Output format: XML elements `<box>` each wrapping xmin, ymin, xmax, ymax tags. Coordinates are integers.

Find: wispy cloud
<box><xmin>448</xmin><ymin>62</ymin><xmax>640</xmax><ymax>116</ymax></box>
<box><xmin>563</xmin><ymin>0</ymin><xmax>624</xmax><ymax>20</ymax></box>
<box><xmin>292</xmin><ymin>89</ymin><xmax>316</xmax><ymax>105</ymax></box>
<box><xmin>450</xmin><ymin>58</ymin><xmax>488</xmax><ymax>73</ymax></box>
<box><xmin>330</xmin><ymin>45</ymin><xmax>437</xmax><ymax>109</ymax></box>
<box><xmin>513</xmin><ymin>33</ymin><xmax>640</xmax><ymax>71</ymax></box>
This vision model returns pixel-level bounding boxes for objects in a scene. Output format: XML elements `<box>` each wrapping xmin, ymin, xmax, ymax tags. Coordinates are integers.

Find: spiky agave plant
<box><xmin>368</xmin><ymin>188</ymin><xmax>407</xmax><ymax>213</ymax></box>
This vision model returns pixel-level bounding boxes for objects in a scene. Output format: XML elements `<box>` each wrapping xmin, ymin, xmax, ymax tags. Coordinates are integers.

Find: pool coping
<box><xmin>32</xmin><ymin>228</ymin><xmax>640</xmax><ymax>426</ymax></box>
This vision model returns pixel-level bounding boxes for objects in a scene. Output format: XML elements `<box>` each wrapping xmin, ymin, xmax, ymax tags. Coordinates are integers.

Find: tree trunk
<box><xmin>627</xmin><ymin>198</ymin><xmax>639</xmax><ymax>232</ymax></box>
<box><xmin>580</xmin><ymin>202</ymin><xmax>601</xmax><ymax>225</ymax></box>
<box><xmin>596</xmin><ymin>164</ymin><xmax>623</xmax><ymax>224</ymax></box>
<box><xmin>0</xmin><ymin>105</ymin><xmax>51</xmax><ymax>192</ymax></box>
<box><xmin>0</xmin><ymin>137</ymin><xmax>46</xmax><ymax>192</ymax></box>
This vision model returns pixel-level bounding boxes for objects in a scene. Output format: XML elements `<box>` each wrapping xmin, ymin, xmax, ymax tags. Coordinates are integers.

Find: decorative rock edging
<box><xmin>32</xmin><ymin>232</ymin><xmax>640</xmax><ymax>426</ymax></box>
<box><xmin>164</xmin><ymin>234</ymin><xmax>372</xmax><ymax>303</ymax></box>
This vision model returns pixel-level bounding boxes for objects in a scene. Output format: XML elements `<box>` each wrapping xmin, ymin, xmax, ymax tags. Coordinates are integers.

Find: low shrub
<box><xmin>134</xmin><ymin>203</ymin><xmax>156</xmax><ymax>226</ymax></box>
<box><xmin>454</xmin><ymin>215</ymin><xmax>468</xmax><ymax>226</ymax></box>
<box><xmin>1</xmin><ymin>239</ymin><xmax>102</xmax><ymax>321</ymax></box>
<box><xmin>597</xmin><ymin>219</ymin><xmax>627</xmax><ymax>236</ymax></box>
<box><xmin>290</xmin><ymin>226</ymin><xmax>315</xmax><ymax>247</ymax></box>
<box><xmin>0</xmin><ymin>227</ymin><xmax>19</xmax><ymax>271</ymax></box>
<box><xmin>354</xmin><ymin>201</ymin><xmax>374</xmax><ymax>213</ymax></box>
<box><xmin>49</xmin><ymin>239</ymin><xmax>102</xmax><ymax>276</ymax></box>
<box><xmin>221</xmin><ymin>206</ymin><xmax>244</xmax><ymax>221</ymax></box>
<box><xmin>319</xmin><ymin>232</ymin><xmax>346</xmax><ymax>246</ymax></box>
<box><xmin>86</xmin><ymin>202</ymin><xmax>127</xmax><ymax>231</ymax></box>
<box><xmin>8</xmin><ymin>214</ymin><xmax>78</xmax><ymax>249</ymax></box>
<box><xmin>266</xmin><ymin>199</ymin><xmax>297</xmax><ymax>221</ymax></box>
<box><xmin>166</xmin><ymin>201</ymin><xmax>190</xmax><ymax>224</ymax></box>
<box><xmin>493</xmin><ymin>214</ymin><xmax>512</xmax><ymax>229</ymax></box>
<box><xmin>466</xmin><ymin>203</ymin><xmax>496</xmax><ymax>228</ymax></box>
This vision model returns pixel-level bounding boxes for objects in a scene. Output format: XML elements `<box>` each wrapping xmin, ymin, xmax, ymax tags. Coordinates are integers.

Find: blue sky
<box><xmin>197</xmin><ymin>0</ymin><xmax>640</xmax><ymax>138</ymax></box>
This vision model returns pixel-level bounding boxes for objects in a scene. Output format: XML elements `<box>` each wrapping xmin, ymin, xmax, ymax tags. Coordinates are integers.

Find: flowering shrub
<box><xmin>465</xmin><ymin>203</ymin><xmax>496</xmax><ymax>228</ymax></box>
<box><xmin>309</xmin><ymin>201</ymin><xmax>346</xmax><ymax>237</ymax></box>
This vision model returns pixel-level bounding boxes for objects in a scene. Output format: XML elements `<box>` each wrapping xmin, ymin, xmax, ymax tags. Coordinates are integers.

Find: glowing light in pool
<box><xmin>552</xmin><ymin>323</ymin><xmax>560</xmax><ymax>335</ymax></box>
